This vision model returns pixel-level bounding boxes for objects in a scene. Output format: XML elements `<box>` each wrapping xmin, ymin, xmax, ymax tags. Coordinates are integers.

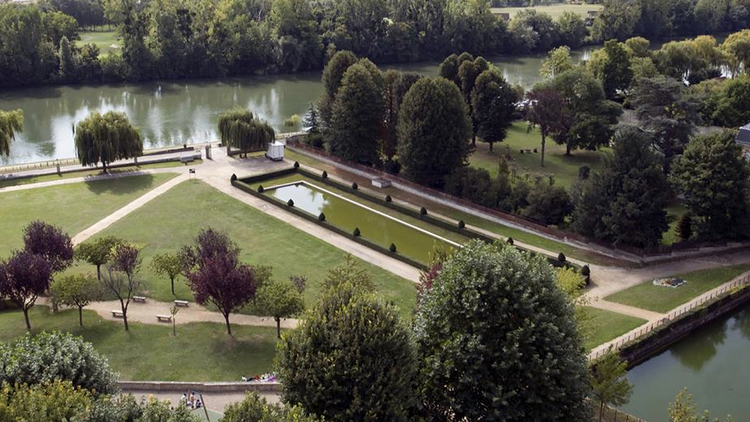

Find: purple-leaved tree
<box><xmin>0</xmin><ymin>251</ymin><xmax>53</xmax><ymax>330</ymax></box>
<box><xmin>22</xmin><ymin>221</ymin><xmax>74</xmax><ymax>273</ymax></box>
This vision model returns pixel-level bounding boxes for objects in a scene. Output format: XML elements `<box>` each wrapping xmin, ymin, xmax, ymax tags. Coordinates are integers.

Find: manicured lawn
<box><xmin>0</xmin><ymin>173</ymin><xmax>178</xmax><ymax>257</ymax></box>
<box><xmin>469</xmin><ymin>122</ymin><xmax>607</xmax><ymax>189</ymax></box>
<box><xmin>584</xmin><ymin>307</ymin><xmax>646</xmax><ymax>351</ymax></box>
<box><xmin>76</xmin><ymin>30</ymin><xmax>121</xmax><ymax>57</ymax></box>
<box><xmin>0</xmin><ymin>160</ymin><xmax>200</xmax><ymax>189</ymax></box>
<box><xmin>491</xmin><ymin>3</ymin><xmax>603</xmax><ymax>19</ymax></box>
<box><xmin>605</xmin><ymin>264</ymin><xmax>750</xmax><ymax>313</ymax></box>
<box><xmin>75</xmin><ymin>180</ymin><xmax>417</xmax><ymax>318</ymax></box>
<box><xmin>0</xmin><ymin>306</ymin><xmax>278</xmax><ymax>381</ymax></box>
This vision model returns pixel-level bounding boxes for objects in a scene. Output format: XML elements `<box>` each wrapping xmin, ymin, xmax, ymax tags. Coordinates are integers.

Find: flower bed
<box><xmin>652</xmin><ymin>277</ymin><xmax>687</xmax><ymax>288</ymax></box>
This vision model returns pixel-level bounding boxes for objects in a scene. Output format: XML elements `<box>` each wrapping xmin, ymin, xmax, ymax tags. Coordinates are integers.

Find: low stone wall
<box><xmin>118</xmin><ymin>381</ymin><xmax>280</xmax><ymax>393</ymax></box>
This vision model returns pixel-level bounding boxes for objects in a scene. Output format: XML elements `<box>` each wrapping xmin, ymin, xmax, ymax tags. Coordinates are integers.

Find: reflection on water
<box><xmin>267</xmin><ymin>182</ymin><xmax>455</xmax><ymax>263</ymax></box>
<box><xmin>0</xmin><ymin>50</ymin><xmax>597</xmax><ymax>165</ymax></box>
<box><xmin>621</xmin><ymin>305</ymin><xmax>750</xmax><ymax>422</ymax></box>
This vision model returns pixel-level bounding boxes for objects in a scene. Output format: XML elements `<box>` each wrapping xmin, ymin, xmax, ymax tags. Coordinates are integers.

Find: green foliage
<box><xmin>419</xmin><ymin>207</ymin><xmax>427</xmax><ymax>216</ymax></box>
<box><xmin>471</xmin><ymin>69</ymin><xmax>516</xmax><ymax>151</ymax></box>
<box><xmin>722</xmin><ymin>28</ymin><xmax>750</xmax><ymax>76</ymax></box>
<box><xmin>276</xmin><ymin>282</ymin><xmax>417</xmax><ymax>422</ymax></box>
<box><xmin>591</xmin><ymin>350</ymin><xmax>633</xmax><ymax>422</ymax></box>
<box><xmin>220</xmin><ymin>392</ymin><xmax>318</xmax><ymax>422</ymax></box>
<box><xmin>397</xmin><ymin>77</ymin><xmax>471</xmax><ymax>187</ymax></box>
<box><xmin>572</xmin><ymin>127</ymin><xmax>670</xmax><ymax>248</ymax></box>
<box><xmin>218</xmin><ymin>108</ymin><xmax>275</xmax><ymax>154</ymax></box>
<box><xmin>74</xmin><ymin>111</ymin><xmax>143</xmax><ymax>171</ymax></box>
<box><xmin>0</xmin><ymin>331</ymin><xmax>117</xmax><ymax>395</ymax></box>
<box><xmin>522</xmin><ymin>179</ymin><xmax>572</xmax><ymax>226</ymax></box>
<box><xmin>352</xmin><ymin>227</ymin><xmax>360</xmax><ymax>237</ymax></box>
<box><xmin>257</xmin><ymin>279</ymin><xmax>305</xmax><ymax>338</ymax></box>
<box><xmin>351</xmin><ymin>182</ymin><xmax>358</xmax><ymax>190</ymax></box>
<box><xmin>50</xmin><ymin>273</ymin><xmax>99</xmax><ymax>326</ymax></box>
<box><xmin>284</xmin><ymin>114</ymin><xmax>301</xmax><ymax>127</ymax></box>
<box><xmin>0</xmin><ymin>109</ymin><xmax>23</xmax><ymax>157</ymax></box>
<box><xmin>558</xmin><ymin>252</ymin><xmax>567</xmax><ymax>263</ymax></box>
<box><xmin>389</xmin><ymin>243</ymin><xmax>397</xmax><ymax>253</ymax></box>
<box><xmin>257</xmin><ymin>185</ymin><xmax>264</xmax><ymax>193</ymax></box>
<box><xmin>676</xmin><ymin>214</ymin><xmax>693</xmax><ymax>241</ymax></box>
<box><xmin>317</xmin><ymin>212</ymin><xmax>325</xmax><ymax>222</ymax></box>
<box><xmin>385</xmin><ymin>194</ymin><xmax>392</xmax><ymax>202</ymax></box>
<box><xmin>320</xmin><ymin>254</ymin><xmax>375</xmax><ymax>293</ymax></box>
<box><xmin>557</xmin><ymin>11</ymin><xmax>587</xmax><ymax>49</ymax></box>
<box><xmin>458</xmin><ymin>220</ymin><xmax>465</xmax><ymax>229</ymax></box>
<box><xmin>670</xmin><ymin>131</ymin><xmax>750</xmax><ymax>240</ymax></box>
<box><xmin>321</xmin><ymin>171</ymin><xmax>327</xmax><ymax>179</ymax></box>
<box><xmin>0</xmin><ymin>380</ymin><xmax>93</xmax><ymax>422</ymax></box>
<box><xmin>414</xmin><ymin>240</ymin><xmax>590</xmax><ymax>421</ymax></box>
<box><xmin>319</xmin><ymin>50</ymin><xmax>358</xmax><ymax>126</ymax></box>
<box><xmin>710</xmin><ymin>75</ymin><xmax>750</xmax><ymax>127</ymax></box>
<box><xmin>540</xmin><ymin>46</ymin><xmax>573</xmax><ymax>79</ymax></box>
<box><xmin>287</xmin><ymin>199</ymin><xmax>294</xmax><ymax>207</ymax></box>
<box><xmin>600</xmin><ymin>40</ymin><xmax>633</xmax><ymax>99</ymax></box>
<box><xmin>669</xmin><ymin>389</ymin><xmax>734</xmax><ymax>422</ymax></box>
<box><xmin>150</xmin><ymin>252</ymin><xmax>183</xmax><ymax>295</ymax></box>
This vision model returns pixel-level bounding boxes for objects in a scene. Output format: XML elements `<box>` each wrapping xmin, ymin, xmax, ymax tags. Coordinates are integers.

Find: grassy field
<box><xmin>0</xmin><ymin>160</ymin><xmax>200</xmax><ymax>189</ymax></box>
<box><xmin>583</xmin><ymin>307</ymin><xmax>646</xmax><ymax>351</ymax></box>
<box><xmin>661</xmin><ymin>201</ymin><xmax>688</xmax><ymax>246</ymax></box>
<box><xmin>0</xmin><ymin>306</ymin><xmax>278</xmax><ymax>381</ymax></box>
<box><xmin>605</xmin><ymin>264</ymin><xmax>750</xmax><ymax>313</ymax></box>
<box><xmin>491</xmin><ymin>3</ymin><xmax>603</xmax><ymax>19</ymax></box>
<box><xmin>470</xmin><ymin>122</ymin><xmax>607</xmax><ymax>189</ymax></box>
<box><xmin>0</xmin><ymin>173</ymin><xmax>178</xmax><ymax>257</ymax></box>
<box><xmin>71</xmin><ymin>180</ymin><xmax>417</xmax><ymax>318</ymax></box>
<box><xmin>77</xmin><ymin>30</ymin><xmax>121</xmax><ymax>57</ymax></box>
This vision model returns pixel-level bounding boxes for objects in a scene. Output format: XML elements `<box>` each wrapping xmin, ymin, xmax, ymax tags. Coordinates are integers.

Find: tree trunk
<box><xmin>489</xmin><ymin>141</ymin><xmax>494</xmax><ymax>152</ymax></box>
<box><xmin>227</xmin><ymin>145</ymin><xmax>231</xmax><ymax>156</ymax></box>
<box><xmin>472</xmin><ymin>134</ymin><xmax>476</xmax><ymax>147</ymax></box>
<box><xmin>275</xmin><ymin>317</ymin><xmax>281</xmax><ymax>339</ymax></box>
<box><xmin>540</xmin><ymin>133</ymin><xmax>546</xmax><ymax>167</ymax></box>
<box><xmin>224</xmin><ymin>313</ymin><xmax>232</xmax><ymax>336</ymax></box>
<box><xmin>172</xmin><ymin>319</ymin><xmax>176</xmax><ymax>336</ymax></box>
<box><xmin>96</xmin><ymin>264</ymin><xmax>101</xmax><ymax>281</ymax></box>
<box><xmin>599</xmin><ymin>399</ymin><xmax>604</xmax><ymax>422</ymax></box>
<box><xmin>566</xmin><ymin>143</ymin><xmax>572</xmax><ymax>156</ymax></box>
<box><xmin>123</xmin><ymin>312</ymin><xmax>129</xmax><ymax>331</ymax></box>
<box><xmin>170</xmin><ymin>277</ymin><xmax>175</xmax><ymax>295</ymax></box>
<box><xmin>78</xmin><ymin>306</ymin><xmax>83</xmax><ymax>326</ymax></box>
<box><xmin>102</xmin><ymin>161</ymin><xmax>107</xmax><ymax>173</ymax></box>
<box><xmin>22</xmin><ymin>307</ymin><xmax>31</xmax><ymax>331</ymax></box>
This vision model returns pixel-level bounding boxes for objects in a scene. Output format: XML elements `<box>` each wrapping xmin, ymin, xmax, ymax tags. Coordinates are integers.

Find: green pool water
<box><xmin>265</xmin><ymin>181</ymin><xmax>459</xmax><ymax>264</ymax></box>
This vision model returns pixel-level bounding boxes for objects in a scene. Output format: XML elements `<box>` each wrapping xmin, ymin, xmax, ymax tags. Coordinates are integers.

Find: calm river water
<box><xmin>620</xmin><ymin>304</ymin><xmax>750</xmax><ymax>422</ymax></box>
<box><xmin>0</xmin><ymin>50</ymin><xmax>593</xmax><ymax>165</ymax></box>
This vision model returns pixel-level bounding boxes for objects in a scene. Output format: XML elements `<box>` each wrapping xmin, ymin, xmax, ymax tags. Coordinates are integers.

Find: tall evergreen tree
<box><xmin>471</xmin><ymin>69</ymin><xmax>517</xmax><ymax>152</ymax></box>
<box><xmin>327</xmin><ymin>62</ymin><xmax>383</xmax><ymax>165</ymax></box>
<box><xmin>415</xmin><ymin>240</ymin><xmax>591</xmax><ymax>421</ymax></box>
<box><xmin>572</xmin><ymin>126</ymin><xmax>671</xmax><ymax>248</ymax></box>
<box><xmin>74</xmin><ymin>111</ymin><xmax>143</xmax><ymax>172</ymax></box>
<box><xmin>318</xmin><ymin>50</ymin><xmax>358</xmax><ymax>128</ymax></box>
<box><xmin>0</xmin><ymin>109</ymin><xmax>23</xmax><ymax>157</ymax></box>
<box><xmin>58</xmin><ymin>35</ymin><xmax>76</xmax><ymax>82</ymax></box>
<box><xmin>397</xmin><ymin>77</ymin><xmax>471</xmax><ymax>187</ymax></box>
<box><xmin>302</xmin><ymin>103</ymin><xmax>319</xmax><ymax>134</ymax></box>
<box><xmin>670</xmin><ymin>130</ymin><xmax>750</xmax><ymax>240</ymax></box>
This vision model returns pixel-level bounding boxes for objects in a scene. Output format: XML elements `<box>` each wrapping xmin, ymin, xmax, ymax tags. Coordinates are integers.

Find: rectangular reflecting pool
<box><xmin>264</xmin><ymin>180</ymin><xmax>460</xmax><ymax>264</ymax></box>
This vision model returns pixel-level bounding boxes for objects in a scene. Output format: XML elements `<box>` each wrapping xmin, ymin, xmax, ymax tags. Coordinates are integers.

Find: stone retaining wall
<box><xmin>118</xmin><ymin>381</ymin><xmax>280</xmax><ymax>393</ymax></box>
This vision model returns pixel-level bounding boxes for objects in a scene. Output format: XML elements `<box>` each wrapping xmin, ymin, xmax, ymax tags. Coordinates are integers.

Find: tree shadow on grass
<box><xmin>85</xmin><ymin>174</ymin><xmax>156</xmax><ymax>196</ymax></box>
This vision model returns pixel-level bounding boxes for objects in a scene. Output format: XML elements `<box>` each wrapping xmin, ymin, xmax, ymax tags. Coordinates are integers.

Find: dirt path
<box><xmin>587</xmin><ymin>300</ymin><xmax>664</xmax><ymax>321</ymax></box>
<box><xmin>0</xmin><ymin>167</ymin><xmax>183</xmax><ymax>194</ymax></box>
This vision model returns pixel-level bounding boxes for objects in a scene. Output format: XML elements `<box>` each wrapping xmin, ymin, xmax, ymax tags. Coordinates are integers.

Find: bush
<box><xmin>384</xmin><ymin>159</ymin><xmax>401</xmax><ymax>175</ymax></box>
<box><xmin>389</xmin><ymin>243</ymin><xmax>397</xmax><ymax>253</ymax></box>
<box><xmin>318</xmin><ymin>213</ymin><xmax>326</xmax><ymax>222</ymax></box>
<box><xmin>507</xmin><ymin>237</ymin><xmax>514</xmax><ymax>245</ymax></box>
<box><xmin>522</xmin><ymin>181</ymin><xmax>573</xmax><ymax>226</ymax></box>
<box><xmin>258</xmin><ymin>185</ymin><xmax>265</xmax><ymax>193</ymax></box>
<box><xmin>294</xmin><ymin>161</ymin><xmax>300</xmax><ymax>169</ymax></box>
<box><xmin>287</xmin><ymin>199</ymin><xmax>295</xmax><ymax>207</ymax></box>
<box><xmin>444</xmin><ymin>167</ymin><xmax>494</xmax><ymax>207</ymax></box>
<box><xmin>285</xmin><ymin>114</ymin><xmax>301</xmax><ymax>127</ymax></box>
<box><xmin>581</xmin><ymin>265</ymin><xmax>591</xmax><ymax>281</ymax></box>
<box><xmin>353</xmin><ymin>227</ymin><xmax>361</xmax><ymax>237</ymax></box>
<box><xmin>322</xmin><ymin>171</ymin><xmax>328</xmax><ymax>179</ymax></box>
<box><xmin>305</xmin><ymin>133</ymin><xmax>325</xmax><ymax>149</ymax></box>
<box><xmin>676</xmin><ymin>214</ymin><xmax>693</xmax><ymax>241</ymax></box>
<box><xmin>420</xmin><ymin>207</ymin><xmax>428</xmax><ymax>216</ymax></box>
<box><xmin>385</xmin><ymin>195</ymin><xmax>392</xmax><ymax>202</ymax></box>
<box><xmin>458</xmin><ymin>220</ymin><xmax>466</xmax><ymax>229</ymax></box>
<box><xmin>0</xmin><ymin>331</ymin><xmax>117</xmax><ymax>395</ymax></box>
<box><xmin>558</xmin><ymin>252</ymin><xmax>566</xmax><ymax>263</ymax></box>
<box><xmin>231</xmin><ymin>174</ymin><xmax>237</xmax><ymax>182</ymax></box>
<box><xmin>352</xmin><ymin>182</ymin><xmax>358</xmax><ymax>190</ymax></box>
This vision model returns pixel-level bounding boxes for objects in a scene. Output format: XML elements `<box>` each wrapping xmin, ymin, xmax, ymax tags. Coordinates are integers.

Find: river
<box><xmin>0</xmin><ymin>49</ymin><xmax>593</xmax><ymax>165</ymax></box>
<box><xmin>620</xmin><ymin>304</ymin><xmax>750</xmax><ymax>422</ymax></box>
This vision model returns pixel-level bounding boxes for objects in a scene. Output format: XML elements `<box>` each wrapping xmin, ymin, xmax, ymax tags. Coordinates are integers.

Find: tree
<box><xmin>276</xmin><ymin>282</ymin><xmax>417</xmax><ymax>422</ymax></box>
<box><xmin>0</xmin><ymin>331</ymin><xmax>117</xmax><ymax>394</ymax></box>
<box><xmin>558</xmin><ymin>11</ymin><xmax>587</xmax><ymax>49</ymax></box>
<box><xmin>471</xmin><ymin>69</ymin><xmax>516</xmax><ymax>152</ymax></box>
<box><xmin>710</xmin><ymin>75</ymin><xmax>750</xmax><ymax>127</ymax></box>
<box><xmin>218</xmin><ymin>108</ymin><xmax>275</xmax><ymax>156</ymax></box>
<box><xmin>151</xmin><ymin>252</ymin><xmax>183</xmax><ymax>296</ymax></box>
<box><xmin>629</xmin><ymin>76</ymin><xmax>701</xmax><ymax>172</ymax></box>
<box><xmin>414</xmin><ymin>240</ymin><xmax>590</xmax><ymax>421</ymax></box>
<box><xmin>302</xmin><ymin>102</ymin><xmax>319</xmax><ymax>134</ymax></box>
<box><xmin>181</xmin><ymin>228</ymin><xmax>257</xmax><ymax>335</ymax></box>
<box><xmin>327</xmin><ymin>62</ymin><xmax>383</xmax><ymax>165</ymax></box>
<box><xmin>22</xmin><ymin>220</ymin><xmax>74</xmax><ymax>273</ymax></box>
<box><xmin>100</xmin><ymin>243</ymin><xmax>142</xmax><ymax>331</ymax></box>
<box><xmin>320</xmin><ymin>254</ymin><xmax>376</xmax><ymax>292</ymax></box>
<box><xmin>75</xmin><ymin>236</ymin><xmax>122</xmax><ymax>280</ymax></box>
<box><xmin>74</xmin><ymin>111</ymin><xmax>143</xmax><ymax>172</ymax></box>
<box><xmin>0</xmin><ymin>109</ymin><xmax>23</xmax><ymax>157</ymax></box>
<box><xmin>522</xmin><ymin>179</ymin><xmax>573</xmax><ymax>226</ymax></box>
<box><xmin>591</xmin><ymin>0</ymin><xmax>641</xmax><ymax>42</ymax></box>
<box><xmin>571</xmin><ymin>127</ymin><xmax>671</xmax><ymax>248</ymax></box>
<box><xmin>319</xmin><ymin>50</ymin><xmax>358</xmax><ymax>128</ymax></box>
<box><xmin>525</xmin><ymin>87</ymin><xmax>571</xmax><ymax>166</ymax></box>
<box><xmin>591</xmin><ymin>350</ymin><xmax>633</xmax><ymax>422</ymax></box>
<box><xmin>540</xmin><ymin>46</ymin><xmax>573</xmax><ymax>79</ymax></box>
<box><xmin>221</xmin><ymin>392</ymin><xmax>318</xmax><ymax>422</ymax></box>
<box><xmin>0</xmin><ymin>380</ymin><xmax>93</xmax><ymax>422</ymax></box>
<box><xmin>397</xmin><ymin>77</ymin><xmax>471</xmax><ymax>187</ymax></box>
<box><xmin>600</xmin><ymin>40</ymin><xmax>633</xmax><ymax>99</ymax></box>
<box><xmin>670</xmin><ymin>131</ymin><xmax>750</xmax><ymax>240</ymax></box>
<box><xmin>0</xmin><ymin>251</ymin><xmax>52</xmax><ymax>331</ymax></box>
<box><xmin>50</xmin><ymin>274</ymin><xmax>99</xmax><ymax>326</ymax></box>
<box><xmin>58</xmin><ymin>35</ymin><xmax>76</xmax><ymax>82</ymax></box>
<box><xmin>669</xmin><ymin>389</ymin><xmax>734</xmax><ymax>422</ymax></box>
<box><xmin>257</xmin><ymin>279</ymin><xmax>304</xmax><ymax>338</ymax></box>
<box><xmin>722</xmin><ymin>28</ymin><xmax>750</xmax><ymax>76</ymax></box>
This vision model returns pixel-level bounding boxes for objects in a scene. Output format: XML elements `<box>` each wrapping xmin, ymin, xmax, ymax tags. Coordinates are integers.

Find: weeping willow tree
<box><xmin>0</xmin><ymin>109</ymin><xmax>24</xmax><ymax>157</ymax></box>
<box><xmin>74</xmin><ymin>112</ymin><xmax>143</xmax><ymax>172</ymax></box>
<box><xmin>218</xmin><ymin>108</ymin><xmax>275</xmax><ymax>157</ymax></box>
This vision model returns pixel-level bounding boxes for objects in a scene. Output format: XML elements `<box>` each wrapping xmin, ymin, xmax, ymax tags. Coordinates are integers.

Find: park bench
<box><xmin>156</xmin><ymin>314</ymin><xmax>172</xmax><ymax>323</ymax></box>
<box><xmin>132</xmin><ymin>296</ymin><xmax>147</xmax><ymax>303</ymax></box>
<box><xmin>174</xmin><ymin>300</ymin><xmax>189</xmax><ymax>307</ymax></box>
<box><xmin>111</xmin><ymin>310</ymin><xmax>124</xmax><ymax>318</ymax></box>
